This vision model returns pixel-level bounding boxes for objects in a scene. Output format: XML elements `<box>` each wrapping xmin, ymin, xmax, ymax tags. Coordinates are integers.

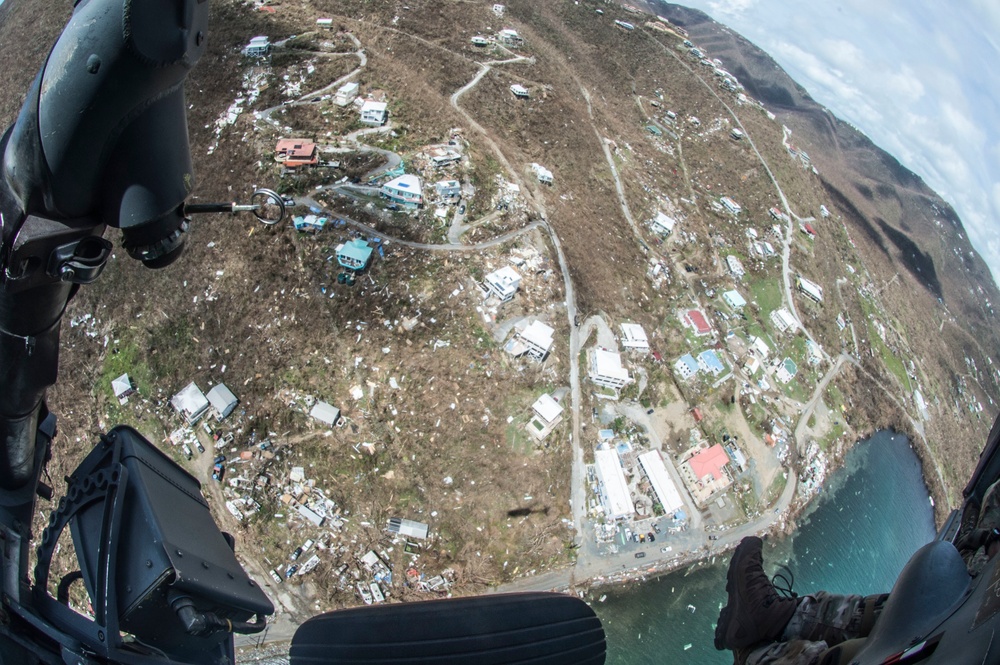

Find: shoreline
<box><xmin>502</xmin><ymin>424</ymin><xmax>942</xmax><ymax>596</ymax></box>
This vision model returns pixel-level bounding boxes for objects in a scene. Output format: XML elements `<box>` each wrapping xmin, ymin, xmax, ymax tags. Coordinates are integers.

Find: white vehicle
<box><xmin>660</xmin><ymin>546</ymin><xmax>673</xmax><ymax>554</ymax></box>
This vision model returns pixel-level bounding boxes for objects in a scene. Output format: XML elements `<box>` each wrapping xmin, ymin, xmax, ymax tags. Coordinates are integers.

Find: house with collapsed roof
<box><xmin>504</xmin><ymin>319</ymin><xmax>554</xmax><ymax>361</ymax></box>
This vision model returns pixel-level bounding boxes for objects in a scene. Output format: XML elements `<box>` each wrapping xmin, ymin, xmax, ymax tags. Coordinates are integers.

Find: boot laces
<box><xmin>763</xmin><ymin>564</ymin><xmax>797</xmax><ymax>607</ymax></box>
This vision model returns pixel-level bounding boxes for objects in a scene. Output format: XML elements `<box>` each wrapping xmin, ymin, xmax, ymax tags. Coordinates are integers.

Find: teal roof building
<box><xmin>336</xmin><ymin>239</ymin><xmax>374</xmax><ymax>271</ymax></box>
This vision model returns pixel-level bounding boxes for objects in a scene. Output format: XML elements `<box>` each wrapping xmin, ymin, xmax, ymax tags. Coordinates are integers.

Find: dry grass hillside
<box><xmin>0</xmin><ymin>0</ymin><xmax>996</xmax><ymax>606</ymax></box>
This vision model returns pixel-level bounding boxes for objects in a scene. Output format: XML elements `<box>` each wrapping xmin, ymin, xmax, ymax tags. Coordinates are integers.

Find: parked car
<box><xmin>634</xmin><ymin>552</ymin><xmax>646</xmax><ymax>559</ymax></box>
<box><xmin>709</xmin><ymin>535</ymin><xmax>719</xmax><ymax>541</ymax></box>
<box><xmin>459</xmin><ymin>204</ymin><xmax>466</xmax><ymax>214</ymax></box>
<box><xmin>290</xmin><ymin>547</ymin><xmax>303</xmax><ymax>561</ymax></box>
<box><xmin>648</xmin><ymin>533</ymin><xmax>655</xmax><ymax>542</ymax></box>
<box><xmin>646</xmin><ymin>408</ymin><xmax>654</xmax><ymax>415</ymax></box>
<box><xmin>195</xmin><ymin>441</ymin><xmax>205</xmax><ymax>454</ymax></box>
<box><xmin>660</xmin><ymin>546</ymin><xmax>673</xmax><ymax>554</ymax></box>
<box><xmin>285</xmin><ymin>564</ymin><xmax>299</xmax><ymax>578</ymax></box>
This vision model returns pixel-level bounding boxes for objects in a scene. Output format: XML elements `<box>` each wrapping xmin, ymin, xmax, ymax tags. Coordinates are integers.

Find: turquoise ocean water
<box><xmin>594</xmin><ymin>431</ymin><xmax>937</xmax><ymax>664</ymax></box>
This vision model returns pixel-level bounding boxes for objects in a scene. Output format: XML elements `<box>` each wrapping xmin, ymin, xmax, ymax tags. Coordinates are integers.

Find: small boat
<box><xmin>598</xmin><ymin>595</ymin><xmax>607</xmax><ymax>603</ymax></box>
<box><xmin>684</xmin><ymin>644</ymin><xmax>692</xmax><ymax>650</ymax></box>
<box><xmin>370</xmin><ymin>582</ymin><xmax>385</xmax><ymax>603</ymax></box>
<box><xmin>687</xmin><ymin>604</ymin><xmax>696</xmax><ymax>613</ymax></box>
<box><xmin>358</xmin><ymin>583</ymin><xmax>373</xmax><ymax>605</ymax></box>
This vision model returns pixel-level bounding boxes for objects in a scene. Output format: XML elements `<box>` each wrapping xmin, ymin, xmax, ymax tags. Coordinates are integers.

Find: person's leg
<box><xmin>742</xmin><ymin>639</ymin><xmax>830</xmax><ymax>665</ymax></box>
<box><xmin>716</xmin><ymin>537</ymin><xmax>888</xmax><ymax>664</ymax></box>
<box><xmin>783</xmin><ymin>592</ymin><xmax>888</xmax><ymax>645</ymax></box>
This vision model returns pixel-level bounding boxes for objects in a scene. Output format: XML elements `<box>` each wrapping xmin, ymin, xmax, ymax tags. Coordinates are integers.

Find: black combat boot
<box><xmin>715</xmin><ymin>536</ymin><xmax>799</xmax><ymax>651</ymax></box>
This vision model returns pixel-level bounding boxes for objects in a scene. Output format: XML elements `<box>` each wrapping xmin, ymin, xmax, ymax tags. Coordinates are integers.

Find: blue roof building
<box><xmin>674</xmin><ymin>353</ymin><xmax>700</xmax><ymax>380</ymax></box>
<box><xmin>697</xmin><ymin>349</ymin><xmax>726</xmax><ymax>376</ymax></box>
<box><xmin>293</xmin><ymin>215</ymin><xmax>327</xmax><ymax>232</ymax></box>
<box><xmin>722</xmin><ymin>289</ymin><xmax>747</xmax><ymax>310</ymax></box>
<box><xmin>336</xmin><ymin>238</ymin><xmax>374</xmax><ymax>271</ymax></box>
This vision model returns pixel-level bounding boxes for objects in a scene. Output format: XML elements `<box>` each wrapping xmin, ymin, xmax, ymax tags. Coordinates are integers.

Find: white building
<box><xmin>806</xmin><ymin>340</ymin><xmax>823</xmax><ymax>365</ymax></box>
<box><xmin>638</xmin><ymin>450</ymin><xmax>685</xmax><ymax>515</ymax></box>
<box><xmin>245</xmin><ymin>36</ymin><xmax>271</xmax><ymax>57</ymax></box>
<box><xmin>528</xmin><ymin>393</ymin><xmax>564</xmax><ymax>440</ymax></box>
<box><xmin>310</xmin><ymin>401</ymin><xmax>341</xmax><ymax>426</ymax></box>
<box><xmin>493</xmin><ymin>4</ymin><xmax>505</xmax><ymax>16</ymax></box>
<box><xmin>722</xmin><ymin>290</ymin><xmax>746</xmax><ymax>310</ymax></box>
<box><xmin>498</xmin><ymin>28</ymin><xmax>521</xmax><ymax>46</ymax></box>
<box><xmin>594</xmin><ymin>448</ymin><xmax>634</xmax><ymax>520</ymax></box>
<box><xmin>519</xmin><ymin>320</ymin><xmax>555</xmax><ymax>359</ymax></box>
<box><xmin>770</xmin><ymin>308</ymin><xmax>798</xmax><ymax>334</ymax></box>
<box><xmin>380</xmin><ymin>174</ymin><xmax>423</xmax><ymax>208</ymax></box>
<box><xmin>360</xmin><ymin>100</ymin><xmax>388</xmax><ymax>126</ymax></box>
<box><xmin>720</xmin><ymin>196</ymin><xmax>742</xmax><ymax>215</ymax></box>
<box><xmin>797</xmin><ymin>276</ymin><xmax>824</xmax><ymax>303</ymax></box>
<box><xmin>387</xmin><ymin>517</ymin><xmax>429</xmax><ymax>540</ymax></box>
<box><xmin>619</xmin><ymin>323</ymin><xmax>650</xmax><ymax>353</ymax></box>
<box><xmin>207</xmin><ymin>383</ymin><xmax>239</xmax><ymax>420</ymax></box>
<box><xmin>510</xmin><ymin>84</ymin><xmax>530</xmax><ymax>98</ymax></box>
<box><xmin>589</xmin><ymin>349</ymin><xmax>632</xmax><ymax>390</ymax></box>
<box><xmin>316</xmin><ymin>18</ymin><xmax>334</xmax><ymax>28</ymax></box>
<box><xmin>434</xmin><ymin>180</ymin><xmax>461</xmax><ymax>200</ymax></box>
<box><xmin>484</xmin><ymin>266</ymin><xmax>521</xmax><ymax>302</ymax></box>
<box><xmin>748</xmin><ymin>335</ymin><xmax>771</xmax><ymax>360</ymax></box>
<box><xmin>650</xmin><ymin>211</ymin><xmax>676</xmax><ymax>235</ymax></box>
<box><xmin>112</xmin><ymin>373</ymin><xmax>134</xmax><ymax>405</ymax></box>
<box><xmin>171</xmin><ymin>383</ymin><xmax>210</xmax><ymax>424</ymax></box>
<box><xmin>726</xmin><ymin>255</ymin><xmax>745</xmax><ymax>279</ymax></box>
<box><xmin>334</xmin><ymin>81</ymin><xmax>359</xmax><ymax>107</ymax></box>
<box><xmin>531</xmin><ymin>163</ymin><xmax>553</xmax><ymax>184</ymax></box>
<box><xmin>743</xmin><ymin>356</ymin><xmax>761</xmax><ymax>375</ymax></box>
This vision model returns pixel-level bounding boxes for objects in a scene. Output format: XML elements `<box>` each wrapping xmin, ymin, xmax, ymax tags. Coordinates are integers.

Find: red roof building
<box><xmin>691</xmin><ymin>407</ymin><xmax>703</xmax><ymax>422</ymax></box>
<box><xmin>275</xmin><ymin>139</ymin><xmax>318</xmax><ymax>167</ymax></box>
<box><xmin>684</xmin><ymin>309</ymin><xmax>712</xmax><ymax>336</ymax></box>
<box><xmin>803</xmin><ymin>223</ymin><xmax>816</xmax><ymax>236</ymax></box>
<box><xmin>689</xmin><ymin>444</ymin><xmax>730</xmax><ymax>482</ymax></box>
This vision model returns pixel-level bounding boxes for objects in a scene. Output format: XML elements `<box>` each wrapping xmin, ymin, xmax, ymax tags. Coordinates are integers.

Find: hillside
<box><xmin>644</xmin><ymin>0</ymin><xmax>1000</xmax><ymax>506</ymax></box>
<box><xmin>0</xmin><ymin>0</ymin><xmax>996</xmax><ymax>626</ymax></box>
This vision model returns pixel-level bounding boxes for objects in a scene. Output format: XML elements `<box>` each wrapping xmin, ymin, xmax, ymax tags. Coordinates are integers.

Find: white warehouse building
<box><xmin>638</xmin><ymin>450</ymin><xmax>686</xmax><ymax>516</ymax></box>
<box><xmin>595</xmin><ymin>448</ymin><xmax>634</xmax><ymax>520</ymax></box>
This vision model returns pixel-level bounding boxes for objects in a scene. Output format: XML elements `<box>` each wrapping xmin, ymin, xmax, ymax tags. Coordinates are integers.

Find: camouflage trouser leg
<box><xmin>745</xmin><ymin>592</ymin><xmax>886</xmax><ymax>665</ymax></box>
